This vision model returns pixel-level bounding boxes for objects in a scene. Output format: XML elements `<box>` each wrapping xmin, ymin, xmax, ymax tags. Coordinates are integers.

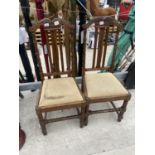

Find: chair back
<box><xmin>30</xmin><ymin>18</ymin><xmax>74</xmax><ymax>80</ymax></box>
<box><xmin>82</xmin><ymin>17</ymin><xmax>122</xmax><ymax>75</ymax></box>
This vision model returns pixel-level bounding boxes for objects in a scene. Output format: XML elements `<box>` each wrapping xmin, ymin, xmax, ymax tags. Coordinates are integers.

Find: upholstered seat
<box><xmin>39</xmin><ymin>77</ymin><xmax>84</xmax><ymax>109</ymax></box>
<box><xmin>84</xmin><ymin>73</ymin><xmax>128</xmax><ymax>99</ymax></box>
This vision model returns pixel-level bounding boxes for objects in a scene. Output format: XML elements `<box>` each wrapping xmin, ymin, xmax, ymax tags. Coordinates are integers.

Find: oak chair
<box><xmin>82</xmin><ymin>17</ymin><xmax>131</xmax><ymax>125</ymax></box>
<box><xmin>30</xmin><ymin>18</ymin><xmax>85</xmax><ymax>135</ymax></box>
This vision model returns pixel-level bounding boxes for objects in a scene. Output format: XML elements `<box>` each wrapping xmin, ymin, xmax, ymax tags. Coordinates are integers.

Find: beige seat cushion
<box><xmin>84</xmin><ymin>73</ymin><xmax>128</xmax><ymax>99</ymax></box>
<box><xmin>39</xmin><ymin>77</ymin><xmax>84</xmax><ymax>108</ymax></box>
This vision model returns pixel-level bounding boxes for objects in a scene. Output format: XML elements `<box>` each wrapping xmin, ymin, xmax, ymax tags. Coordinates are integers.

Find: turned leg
<box><xmin>36</xmin><ymin>109</ymin><xmax>47</xmax><ymax>135</ymax></box>
<box><xmin>80</xmin><ymin>105</ymin><xmax>85</xmax><ymax>128</ymax></box>
<box><xmin>118</xmin><ymin>100</ymin><xmax>129</xmax><ymax>122</ymax></box>
<box><xmin>84</xmin><ymin>104</ymin><xmax>89</xmax><ymax>126</ymax></box>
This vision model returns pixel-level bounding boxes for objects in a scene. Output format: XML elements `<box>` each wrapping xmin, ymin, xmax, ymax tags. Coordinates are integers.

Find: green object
<box><xmin>107</xmin><ymin>5</ymin><xmax>135</xmax><ymax>70</ymax></box>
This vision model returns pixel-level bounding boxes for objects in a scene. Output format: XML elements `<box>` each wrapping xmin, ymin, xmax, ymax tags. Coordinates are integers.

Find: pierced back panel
<box><xmin>30</xmin><ymin>18</ymin><xmax>74</xmax><ymax>80</ymax></box>
<box><xmin>82</xmin><ymin>17</ymin><xmax>122</xmax><ymax>74</ymax></box>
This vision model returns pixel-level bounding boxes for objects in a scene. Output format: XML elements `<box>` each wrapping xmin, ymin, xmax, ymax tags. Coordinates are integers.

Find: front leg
<box><xmin>118</xmin><ymin>100</ymin><xmax>129</xmax><ymax>122</ymax></box>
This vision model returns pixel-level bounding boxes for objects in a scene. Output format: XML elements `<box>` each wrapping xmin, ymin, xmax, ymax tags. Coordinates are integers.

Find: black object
<box><xmin>107</xmin><ymin>0</ymin><xmax>121</xmax><ymax>8</ymax></box>
<box><xmin>124</xmin><ymin>61</ymin><xmax>135</xmax><ymax>89</ymax></box>
<box><xmin>19</xmin><ymin>44</ymin><xmax>34</xmax><ymax>82</ymax></box>
<box><xmin>19</xmin><ymin>0</ymin><xmax>41</xmax><ymax>81</ymax></box>
<box><xmin>77</xmin><ymin>0</ymin><xmax>86</xmax><ymax>76</ymax></box>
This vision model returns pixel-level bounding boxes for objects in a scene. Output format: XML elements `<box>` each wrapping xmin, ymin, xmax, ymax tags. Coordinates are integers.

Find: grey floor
<box><xmin>19</xmin><ymin>89</ymin><xmax>135</xmax><ymax>155</ymax></box>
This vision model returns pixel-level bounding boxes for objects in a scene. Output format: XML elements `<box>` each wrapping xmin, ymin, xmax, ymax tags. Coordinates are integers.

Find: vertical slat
<box><xmin>96</xmin><ymin>27</ymin><xmax>104</xmax><ymax>68</ymax></box>
<box><xmin>50</xmin><ymin>29</ymin><xmax>60</xmax><ymax>77</ymax></box>
<box><xmin>64</xmin><ymin>25</ymin><xmax>70</xmax><ymax>73</ymax></box>
<box><xmin>70</xmin><ymin>0</ymin><xmax>77</xmax><ymax>77</ymax></box>
<box><xmin>102</xmin><ymin>27</ymin><xmax>109</xmax><ymax>68</ymax></box>
<box><xmin>58</xmin><ymin>29</ymin><xmax>64</xmax><ymax>72</ymax></box>
<box><xmin>92</xmin><ymin>27</ymin><xmax>98</xmax><ymax>68</ymax></box>
<box><xmin>82</xmin><ymin>29</ymin><xmax>87</xmax><ymax>77</ymax></box>
<box><xmin>45</xmin><ymin>30</ymin><xmax>53</xmax><ymax>75</ymax></box>
<box><xmin>112</xmin><ymin>24</ymin><xmax>115</xmax><ymax>32</ymax></box>
<box><xmin>68</xmin><ymin>29</ymin><xmax>72</xmax><ymax>77</ymax></box>
<box><xmin>63</xmin><ymin>1</ymin><xmax>70</xmax><ymax>75</ymax></box>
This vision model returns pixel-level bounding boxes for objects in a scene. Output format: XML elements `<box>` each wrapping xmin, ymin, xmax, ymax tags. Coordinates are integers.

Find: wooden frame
<box><xmin>81</xmin><ymin>17</ymin><xmax>131</xmax><ymax>125</ymax></box>
<box><xmin>30</xmin><ymin>18</ymin><xmax>86</xmax><ymax>135</ymax></box>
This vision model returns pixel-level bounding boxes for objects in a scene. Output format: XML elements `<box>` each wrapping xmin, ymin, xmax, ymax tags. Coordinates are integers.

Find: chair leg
<box><xmin>36</xmin><ymin>109</ymin><xmax>47</xmax><ymax>135</ymax></box>
<box><xmin>84</xmin><ymin>104</ymin><xmax>89</xmax><ymax>126</ymax></box>
<box><xmin>80</xmin><ymin>105</ymin><xmax>85</xmax><ymax>128</ymax></box>
<box><xmin>118</xmin><ymin>100</ymin><xmax>129</xmax><ymax>122</ymax></box>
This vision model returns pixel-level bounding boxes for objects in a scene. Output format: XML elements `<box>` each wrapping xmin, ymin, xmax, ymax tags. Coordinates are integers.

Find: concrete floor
<box><xmin>19</xmin><ymin>89</ymin><xmax>135</xmax><ymax>155</ymax></box>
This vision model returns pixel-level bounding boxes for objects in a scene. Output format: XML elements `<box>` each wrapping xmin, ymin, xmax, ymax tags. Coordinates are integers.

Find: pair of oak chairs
<box><xmin>30</xmin><ymin>17</ymin><xmax>131</xmax><ymax>135</ymax></box>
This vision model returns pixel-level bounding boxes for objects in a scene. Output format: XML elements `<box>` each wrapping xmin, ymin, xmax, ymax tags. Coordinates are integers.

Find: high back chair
<box><xmin>30</xmin><ymin>18</ymin><xmax>85</xmax><ymax>135</ymax></box>
<box><xmin>82</xmin><ymin>17</ymin><xmax>131</xmax><ymax>125</ymax></box>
